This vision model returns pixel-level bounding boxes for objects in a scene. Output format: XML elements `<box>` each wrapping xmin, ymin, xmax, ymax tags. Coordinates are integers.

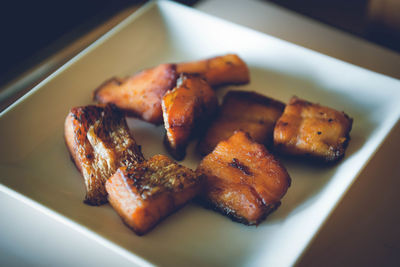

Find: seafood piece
<box><xmin>162</xmin><ymin>74</ymin><xmax>218</xmax><ymax>160</ymax></box>
<box><xmin>64</xmin><ymin>104</ymin><xmax>144</xmax><ymax>205</ymax></box>
<box><xmin>198</xmin><ymin>91</ymin><xmax>284</xmax><ymax>156</ymax></box>
<box><xmin>106</xmin><ymin>155</ymin><xmax>203</xmax><ymax>235</ymax></box>
<box><xmin>197</xmin><ymin>131</ymin><xmax>291</xmax><ymax>225</ymax></box>
<box><xmin>274</xmin><ymin>96</ymin><xmax>353</xmax><ymax>162</ymax></box>
<box><xmin>94</xmin><ymin>64</ymin><xmax>177</xmax><ymax>124</ymax></box>
<box><xmin>176</xmin><ymin>54</ymin><xmax>249</xmax><ymax>87</ymax></box>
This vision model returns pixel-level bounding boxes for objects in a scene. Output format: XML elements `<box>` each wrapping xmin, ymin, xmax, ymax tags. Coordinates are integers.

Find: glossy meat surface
<box><xmin>106</xmin><ymin>155</ymin><xmax>203</xmax><ymax>235</ymax></box>
<box><xmin>197</xmin><ymin>131</ymin><xmax>291</xmax><ymax>225</ymax></box>
<box><xmin>64</xmin><ymin>104</ymin><xmax>144</xmax><ymax>205</ymax></box>
<box><xmin>162</xmin><ymin>74</ymin><xmax>218</xmax><ymax>160</ymax></box>
<box><xmin>274</xmin><ymin>97</ymin><xmax>353</xmax><ymax>162</ymax></box>
<box><xmin>198</xmin><ymin>91</ymin><xmax>285</xmax><ymax>156</ymax></box>
<box><xmin>176</xmin><ymin>54</ymin><xmax>249</xmax><ymax>87</ymax></box>
<box><xmin>93</xmin><ymin>64</ymin><xmax>177</xmax><ymax>124</ymax></box>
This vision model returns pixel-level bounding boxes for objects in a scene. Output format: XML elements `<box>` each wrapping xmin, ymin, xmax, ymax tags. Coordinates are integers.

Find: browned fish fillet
<box><xmin>274</xmin><ymin>96</ymin><xmax>353</xmax><ymax>162</ymax></box>
<box><xmin>162</xmin><ymin>74</ymin><xmax>218</xmax><ymax>160</ymax></box>
<box><xmin>176</xmin><ymin>54</ymin><xmax>250</xmax><ymax>87</ymax></box>
<box><xmin>64</xmin><ymin>104</ymin><xmax>144</xmax><ymax>205</ymax></box>
<box><xmin>93</xmin><ymin>64</ymin><xmax>177</xmax><ymax>124</ymax></box>
<box><xmin>197</xmin><ymin>131</ymin><xmax>291</xmax><ymax>225</ymax></box>
<box><xmin>197</xmin><ymin>91</ymin><xmax>285</xmax><ymax>156</ymax></box>
<box><xmin>106</xmin><ymin>155</ymin><xmax>203</xmax><ymax>235</ymax></box>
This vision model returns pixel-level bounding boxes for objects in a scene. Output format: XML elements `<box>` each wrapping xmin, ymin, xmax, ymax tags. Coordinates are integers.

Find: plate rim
<box><xmin>1</xmin><ymin>1</ymin><xmax>400</xmax><ymax>266</ymax></box>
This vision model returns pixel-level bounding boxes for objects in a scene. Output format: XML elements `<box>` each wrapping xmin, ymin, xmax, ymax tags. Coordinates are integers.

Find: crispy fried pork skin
<box><xmin>197</xmin><ymin>91</ymin><xmax>285</xmax><ymax>156</ymax></box>
<box><xmin>176</xmin><ymin>54</ymin><xmax>249</xmax><ymax>87</ymax></box>
<box><xmin>162</xmin><ymin>74</ymin><xmax>218</xmax><ymax>160</ymax></box>
<box><xmin>93</xmin><ymin>64</ymin><xmax>177</xmax><ymax>124</ymax></box>
<box><xmin>106</xmin><ymin>155</ymin><xmax>203</xmax><ymax>235</ymax></box>
<box><xmin>274</xmin><ymin>97</ymin><xmax>353</xmax><ymax>162</ymax></box>
<box><xmin>64</xmin><ymin>104</ymin><xmax>144</xmax><ymax>205</ymax></box>
<box><xmin>197</xmin><ymin>131</ymin><xmax>291</xmax><ymax>225</ymax></box>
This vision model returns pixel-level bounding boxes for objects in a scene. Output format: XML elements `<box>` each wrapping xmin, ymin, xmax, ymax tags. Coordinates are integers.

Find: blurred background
<box><xmin>0</xmin><ymin>0</ymin><xmax>399</xmax><ymax>109</ymax></box>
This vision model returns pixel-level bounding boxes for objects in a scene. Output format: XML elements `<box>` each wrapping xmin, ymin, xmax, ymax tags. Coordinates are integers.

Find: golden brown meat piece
<box><xmin>197</xmin><ymin>131</ymin><xmax>291</xmax><ymax>225</ymax></box>
<box><xmin>64</xmin><ymin>104</ymin><xmax>144</xmax><ymax>205</ymax></box>
<box><xmin>274</xmin><ymin>96</ymin><xmax>353</xmax><ymax>162</ymax></box>
<box><xmin>106</xmin><ymin>155</ymin><xmax>203</xmax><ymax>235</ymax></box>
<box><xmin>93</xmin><ymin>64</ymin><xmax>177</xmax><ymax>124</ymax></box>
<box><xmin>176</xmin><ymin>54</ymin><xmax>250</xmax><ymax>87</ymax></box>
<box><xmin>197</xmin><ymin>91</ymin><xmax>285</xmax><ymax>156</ymax></box>
<box><xmin>162</xmin><ymin>74</ymin><xmax>218</xmax><ymax>160</ymax></box>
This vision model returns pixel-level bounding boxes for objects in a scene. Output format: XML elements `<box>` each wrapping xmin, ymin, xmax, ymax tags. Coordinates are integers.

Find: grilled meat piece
<box><xmin>106</xmin><ymin>155</ymin><xmax>203</xmax><ymax>235</ymax></box>
<box><xmin>176</xmin><ymin>54</ymin><xmax>249</xmax><ymax>87</ymax></box>
<box><xmin>93</xmin><ymin>64</ymin><xmax>177</xmax><ymax>124</ymax></box>
<box><xmin>162</xmin><ymin>74</ymin><xmax>218</xmax><ymax>160</ymax></box>
<box><xmin>197</xmin><ymin>131</ymin><xmax>291</xmax><ymax>225</ymax></box>
<box><xmin>64</xmin><ymin>104</ymin><xmax>144</xmax><ymax>205</ymax></box>
<box><xmin>198</xmin><ymin>91</ymin><xmax>285</xmax><ymax>156</ymax></box>
<box><xmin>274</xmin><ymin>96</ymin><xmax>353</xmax><ymax>162</ymax></box>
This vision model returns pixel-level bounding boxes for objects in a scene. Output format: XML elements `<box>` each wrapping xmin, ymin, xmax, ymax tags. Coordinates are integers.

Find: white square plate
<box><xmin>1</xmin><ymin>1</ymin><xmax>400</xmax><ymax>266</ymax></box>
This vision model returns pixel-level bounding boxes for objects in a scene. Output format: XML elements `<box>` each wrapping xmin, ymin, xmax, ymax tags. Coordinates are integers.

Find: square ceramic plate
<box><xmin>1</xmin><ymin>1</ymin><xmax>400</xmax><ymax>266</ymax></box>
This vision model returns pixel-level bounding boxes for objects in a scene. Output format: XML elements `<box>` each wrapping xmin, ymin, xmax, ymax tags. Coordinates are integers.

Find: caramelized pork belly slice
<box><xmin>94</xmin><ymin>64</ymin><xmax>177</xmax><ymax>124</ymax></box>
<box><xmin>197</xmin><ymin>91</ymin><xmax>285</xmax><ymax>156</ymax></box>
<box><xmin>197</xmin><ymin>131</ymin><xmax>291</xmax><ymax>225</ymax></box>
<box><xmin>162</xmin><ymin>74</ymin><xmax>218</xmax><ymax>160</ymax></box>
<box><xmin>106</xmin><ymin>155</ymin><xmax>203</xmax><ymax>235</ymax></box>
<box><xmin>274</xmin><ymin>96</ymin><xmax>353</xmax><ymax>162</ymax></box>
<box><xmin>176</xmin><ymin>54</ymin><xmax>249</xmax><ymax>87</ymax></box>
<box><xmin>64</xmin><ymin>104</ymin><xmax>144</xmax><ymax>205</ymax></box>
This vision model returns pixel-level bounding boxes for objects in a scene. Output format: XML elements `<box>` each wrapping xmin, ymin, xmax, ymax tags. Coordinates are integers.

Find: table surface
<box><xmin>1</xmin><ymin>0</ymin><xmax>400</xmax><ymax>266</ymax></box>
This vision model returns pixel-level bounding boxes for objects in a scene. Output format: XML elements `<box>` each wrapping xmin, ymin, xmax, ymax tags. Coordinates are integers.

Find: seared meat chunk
<box><xmin>274</xmin><ymin>96</ymin><xmax>353</xmax><ymax>162</ymax></box>
<box><xmin>176</xmin><ymin>54</ymin><xmax>249</xmax><ymax>87</ymax></box>
<box><xmin>198</xmin><ymin>91</ymin><xmax>285</xmax><ymax>156</ymax></box>
<box><xmin>94</xmin><ymin>64</ymin><xmax>177</xmax><ymax>124</ymax></box>
<box><xmin>197</xmin><ymin>131</ymin><xmax>291</xmax><ymax>225</ymax></box>
<box><xmin>162</xmin><ymin>74</ymin><xmax>218</xmax><ymax>160</ymax></box>
<box><xmin>106</xmin><ymin>155</ymin><xmax>203</xmax><ymax>235</ymax></box>
<box><xmin>64</xmin><ymin>104</ymin><xmax>144</xmax><ymax>205</ymax></box>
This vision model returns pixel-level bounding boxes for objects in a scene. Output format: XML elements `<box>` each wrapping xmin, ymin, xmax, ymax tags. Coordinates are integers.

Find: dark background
<box><xmin>0</xmin><ymin>0</ymin><xmax>137</xmax><ymax>86</ymax></box>
<box><xmin>0</xmin><ymin>0</ymin><xmax>399</xmax><ymax>89</ymax></box>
